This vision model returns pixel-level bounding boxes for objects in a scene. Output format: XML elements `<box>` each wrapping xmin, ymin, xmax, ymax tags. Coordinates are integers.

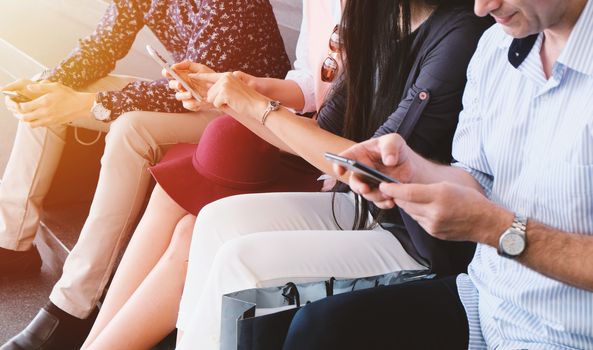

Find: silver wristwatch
<box><xmin>91</xmin><ymin>97</ymin><xmax>112</xmax><ymax>122</ymax></box>
<box><xmin>498</xmin><ymin>215</ymin><xmax>527</xmax><ymax>258</ymax></box>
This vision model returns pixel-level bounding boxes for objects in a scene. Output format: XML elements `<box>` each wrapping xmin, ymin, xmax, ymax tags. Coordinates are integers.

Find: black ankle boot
<box><xmin>0</xmin><ymin>302</ymin><xmax>99</xmax><ymax>350</ymax></box>
<box><xmin>0</xmin><ymin>246</ymin><xmax>42</xmax><ymax>277</ymax></box>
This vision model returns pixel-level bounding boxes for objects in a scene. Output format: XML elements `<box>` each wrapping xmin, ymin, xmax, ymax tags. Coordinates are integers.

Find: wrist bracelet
<box><xmin>261</xmin><ymin>100</ymin><xmax>281</xmax><ymax>125</ymax></box>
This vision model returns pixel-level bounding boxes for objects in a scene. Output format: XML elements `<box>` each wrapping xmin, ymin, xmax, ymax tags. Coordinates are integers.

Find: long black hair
<box><xmin>332</xmin><ymin>0</ymin><xmax>474</xmax><ymax>230</ymax></box>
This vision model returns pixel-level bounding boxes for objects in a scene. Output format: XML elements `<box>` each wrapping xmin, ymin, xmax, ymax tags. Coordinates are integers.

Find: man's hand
<box><xmin>379</xmin><ymin>181</ymin><xmax>513</xmax><ymax>245</ymax></box>
<box><xmin>9</xmin><ymin>82</ymin><xmax>95</xmax><ymax>127</ymax></box>
<box><xmin>334</xmin><ymin>134</ymin><xmax>418</xmax><ymax>208</ymax></box>
<box><xmin>2</xmin><ymin>79</ymin><xmax>39</xmax><ymax>115</ymax></box>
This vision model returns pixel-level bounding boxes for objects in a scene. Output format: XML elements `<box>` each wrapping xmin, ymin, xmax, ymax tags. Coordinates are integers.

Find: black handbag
<box><xmin>220</xmin><ymin>269</ymin><xmax>433</xmax><ymax>350</ymax></box>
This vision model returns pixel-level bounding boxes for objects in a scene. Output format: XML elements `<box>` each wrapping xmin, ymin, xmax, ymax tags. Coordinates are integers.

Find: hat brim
<box><xmin>150</xmin><ymin>144</ymin><xmax>322</xmax><ymax>216</ymax></box>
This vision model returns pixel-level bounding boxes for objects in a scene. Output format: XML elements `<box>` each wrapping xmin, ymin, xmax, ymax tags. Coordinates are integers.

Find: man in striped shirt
<box><xmin>287</xmin><ymin>0</ymin><xmax>593</xmax><ymax>348</ymax></box>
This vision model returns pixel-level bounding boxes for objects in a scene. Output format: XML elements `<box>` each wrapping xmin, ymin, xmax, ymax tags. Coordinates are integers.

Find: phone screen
<box><xmin>1</xmin><ymin>90</ymin><xmax>31</xmax><ymax>103</ymax></box>
<box><xmin>324</xmin><ymin>152</ymin><xmax>399</xmax><ymax>186</ymax></box>
<box><xmin>145</xmin><ymin>45</ymin><xmax>202</xmax><ymax>102</ymax></box>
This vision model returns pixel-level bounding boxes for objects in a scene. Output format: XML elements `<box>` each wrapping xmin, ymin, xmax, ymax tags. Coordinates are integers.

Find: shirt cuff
<box><xmin>285</xmin><ymin>69</ymin><xmax>316</xmax><ymax>113</ymax></box>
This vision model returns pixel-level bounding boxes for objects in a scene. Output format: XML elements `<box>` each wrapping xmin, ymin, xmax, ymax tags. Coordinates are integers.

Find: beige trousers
<box><xmin>176</xmin><ymin>192</ymin><xmax>426</xmax><ymax>350</ymax></box>
<box><xmin>0</xmin><ymin>75</ymin><xmax>220</xmax><ymax>317</ymax></box>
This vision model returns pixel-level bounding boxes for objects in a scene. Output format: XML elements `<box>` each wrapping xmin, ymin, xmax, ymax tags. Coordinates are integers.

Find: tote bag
<box><xmin>220</xmin><ymin>269</ymin><xmax>433</xmax><ymax>350</ymax></box>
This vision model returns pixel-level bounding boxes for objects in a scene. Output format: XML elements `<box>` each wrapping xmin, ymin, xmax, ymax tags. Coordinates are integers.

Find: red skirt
<box><xmin>149</xmin><ymin>116</ymin><xmax>322</xmax><ymax>216</ymax></box>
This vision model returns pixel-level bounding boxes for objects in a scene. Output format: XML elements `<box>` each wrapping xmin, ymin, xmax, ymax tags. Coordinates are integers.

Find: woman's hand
<box><xmin>163</xmin><ymin>60</ymin><xmax>215</xmax><ymax>112</ymax></box>
<box><xmin>192</xmin><ymin>71</ymin><xmax>270</xmax><ymax>122</ymax></box>
<box><xmin>187</xmin><ymin>70</ymin><xmax>257</xmax><ymax>98</ymax></box>
<box><xmin>6</xmin><ymin>81</ymin><xmax>96</xmax><ymax>127</ymax></box>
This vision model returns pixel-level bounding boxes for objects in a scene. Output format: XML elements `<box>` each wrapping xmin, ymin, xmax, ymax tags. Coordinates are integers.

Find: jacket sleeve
<box><xmin>373</xmin><ymin>16</ymin><xmax>491</xmax><ymax>164</ymax></box>
<box><xmin>183</xmin><ymin>0</ymin><xmax>291</xmax><ymax>79</ymax></box>
<box><xmin>95</xmin><ymin>79</ymin><xmax>187</xmax><ymax>120</ymax></box>
<box><xmin>97</xmin><ymin>0</ymin><xmax>290</xmax><ymax>120</ymax></box>
<box><xmin>316</xmin><ymin>84</ymin><xmax>346</xmax><ymax>135</ymax></box>
<box><xmin>43</xmin><ymin>0</ymin><xmax>148</xmax><ymax>89</ymax></box>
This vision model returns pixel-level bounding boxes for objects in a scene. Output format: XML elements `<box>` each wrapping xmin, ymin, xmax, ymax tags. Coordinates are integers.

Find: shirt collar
<box><xmin>502</xmin><ymin>1</ymin><xmax>593</xmax><ymax>74</ymax></box>
<box><xmin>507</xmin><ymin>34</ymin><xmax>539</xmax><ymax>68</ymax></box>
<box><xmin>557</xmin><ymin>0</ymin><xmax>593</xmax><ymax>76</ymax></box>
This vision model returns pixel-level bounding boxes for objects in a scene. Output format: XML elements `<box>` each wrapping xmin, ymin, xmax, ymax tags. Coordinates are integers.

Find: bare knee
<box><xmin>147</xmin><ymin>184</ymin><xmax>186</xmax><ymax>215</ymax></box>
<box><xmin>163</xmin><ymin>214</ymin><xmax>196</xmax><ymax>261</ymax></box>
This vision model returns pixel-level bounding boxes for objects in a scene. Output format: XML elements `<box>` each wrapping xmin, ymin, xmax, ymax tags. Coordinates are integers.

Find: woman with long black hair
<box><xmin>172</xmin><ymin>0</ymin><xmax>492</xmax><ymax>348</ymax></box>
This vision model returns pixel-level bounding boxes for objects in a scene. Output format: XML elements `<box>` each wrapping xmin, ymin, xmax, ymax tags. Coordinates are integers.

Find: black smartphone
<box><xmin>1</xmin><ymin>90</ymin><xmax>31</xmax><ymax>103</ymax></box>
<box><xmin>324</xmin><ymin>152</ymin><xmax>400</xmax><ymax>186</ymax></box>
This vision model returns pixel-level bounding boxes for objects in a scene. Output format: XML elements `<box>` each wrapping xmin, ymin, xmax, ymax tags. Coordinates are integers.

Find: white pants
<box><xmin>0</xmin><ymin>74</ymin><xmax>221</xmax><ymax>317</ymax></box>
<box><xmin>176</xmin><ymin>192</ymin><xmax>426</xmax><ymax>350</ymax></box>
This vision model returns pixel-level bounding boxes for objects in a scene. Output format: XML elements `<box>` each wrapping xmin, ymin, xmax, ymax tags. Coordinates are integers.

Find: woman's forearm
<box><xmin>250</xmin><ymin>78</ymin><xmax>306</xmax><ymax>111</ymax></box>
<box><xmin>262</xmin><ymin>107</ymin><xmax>355</xmax><ymax>178</ymax></box>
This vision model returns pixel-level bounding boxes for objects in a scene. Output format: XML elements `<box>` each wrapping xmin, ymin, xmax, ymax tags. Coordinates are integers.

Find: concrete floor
<box><xmin>0</xmin><ymin>238</ymin><xmax>60</xmax><ymax>344</ymax></box>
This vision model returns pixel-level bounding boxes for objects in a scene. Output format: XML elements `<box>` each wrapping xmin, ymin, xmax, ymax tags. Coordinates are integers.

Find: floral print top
<box><xmin>43</xmin><ymin>0</ymin><xmax>290</xmax><ymax>120</ymax></box>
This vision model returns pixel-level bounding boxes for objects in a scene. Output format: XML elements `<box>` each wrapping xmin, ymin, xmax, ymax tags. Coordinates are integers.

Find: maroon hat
<box><xmin>150</xmin><ymin>116</ymin><xmax>321</xmax><ymax>215</ymax></box>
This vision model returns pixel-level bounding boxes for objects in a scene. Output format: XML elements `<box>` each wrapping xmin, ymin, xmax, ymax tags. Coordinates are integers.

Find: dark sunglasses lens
<box><xmin>321</xmin><ymin>56</ymin><xmax>338</xmax><ymax>82</ymax></box>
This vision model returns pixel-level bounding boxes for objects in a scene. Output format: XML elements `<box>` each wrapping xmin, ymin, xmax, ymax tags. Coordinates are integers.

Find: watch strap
<box><xmin>512</xmin><ymin>215</ymin><xmax>527</xmax><ymax>235</ymax></box>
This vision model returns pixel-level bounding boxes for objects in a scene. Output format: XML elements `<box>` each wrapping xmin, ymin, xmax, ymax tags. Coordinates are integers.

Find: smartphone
<box><xmin>324</xmin><ymin>152</ymin><xmax>400</xmax><ymax>186</ymax></box>
<box><xmin>1</xmin><ymin>90</ymin><xmax>31</xmax><ymax>103</ymax></box>
<box><xmin>145</xmin><ymin>45</ymin><xmax>202</xmax><ymax>102</ymax></box>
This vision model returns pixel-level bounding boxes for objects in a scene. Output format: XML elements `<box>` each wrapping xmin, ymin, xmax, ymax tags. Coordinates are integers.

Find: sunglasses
<box><xmin>321</xmin><ymin>25</ymin><xmax>341</xmax><ymax>83</ymax></box>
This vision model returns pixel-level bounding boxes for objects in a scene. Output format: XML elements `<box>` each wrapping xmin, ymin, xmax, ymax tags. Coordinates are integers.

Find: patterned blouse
<box><xmin>43</xmin><ymin>0</ymin><xmax>291</xmax><ymax>120</ymax></box>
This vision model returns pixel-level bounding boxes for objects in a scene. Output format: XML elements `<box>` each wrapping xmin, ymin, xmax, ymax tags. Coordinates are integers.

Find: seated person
<box><xmin>281</xmin><ymin>0</ymin><xmax>593</xmax><ymax>348</ymax></box>
<box><xmin>0</xmin><ymin>0</ymin><xmax>290</xmax><ymax>349</ymax></box>
<box><xmin>78</xmin><ymin>1</ymin><xmax>342</xmax><ymax>349</ymax></box>
<box><xmin>169</xmin><ymin>0</ymin><xmax>492</xmax><ymax>348</ymax></box>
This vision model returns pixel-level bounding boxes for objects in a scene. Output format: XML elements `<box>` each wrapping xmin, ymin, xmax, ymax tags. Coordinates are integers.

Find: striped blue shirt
<box><xmin>452</xmin><ymin>2</ymin><xmax>593</xmax><ymax>349</ymax></box>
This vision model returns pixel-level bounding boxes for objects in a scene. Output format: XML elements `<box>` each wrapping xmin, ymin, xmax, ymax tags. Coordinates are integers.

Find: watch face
<box><xmin>501</xmin><ymin>231</ymin><xmax>526</xmax><ymax>256</ymax></box>
<box><xmin>92</xmin><ymin>102</ymin><xmax>111</xmax><ymax>122</ymax></box>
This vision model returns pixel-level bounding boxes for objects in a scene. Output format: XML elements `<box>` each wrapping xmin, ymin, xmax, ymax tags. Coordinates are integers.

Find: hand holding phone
<box><xmin>324</xmin><ymin>152</ymin><xmax>400</xmax><ymax>186</ymax></box>
<box><xmin>1</xmin><ymin>90</ymin><xmax>31</xmax><ymax>103</ymax></box>
<box><xmin>145</xmin><ymin>45</ymin><xmax>203</xmax><ymax>102</ymax></box>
